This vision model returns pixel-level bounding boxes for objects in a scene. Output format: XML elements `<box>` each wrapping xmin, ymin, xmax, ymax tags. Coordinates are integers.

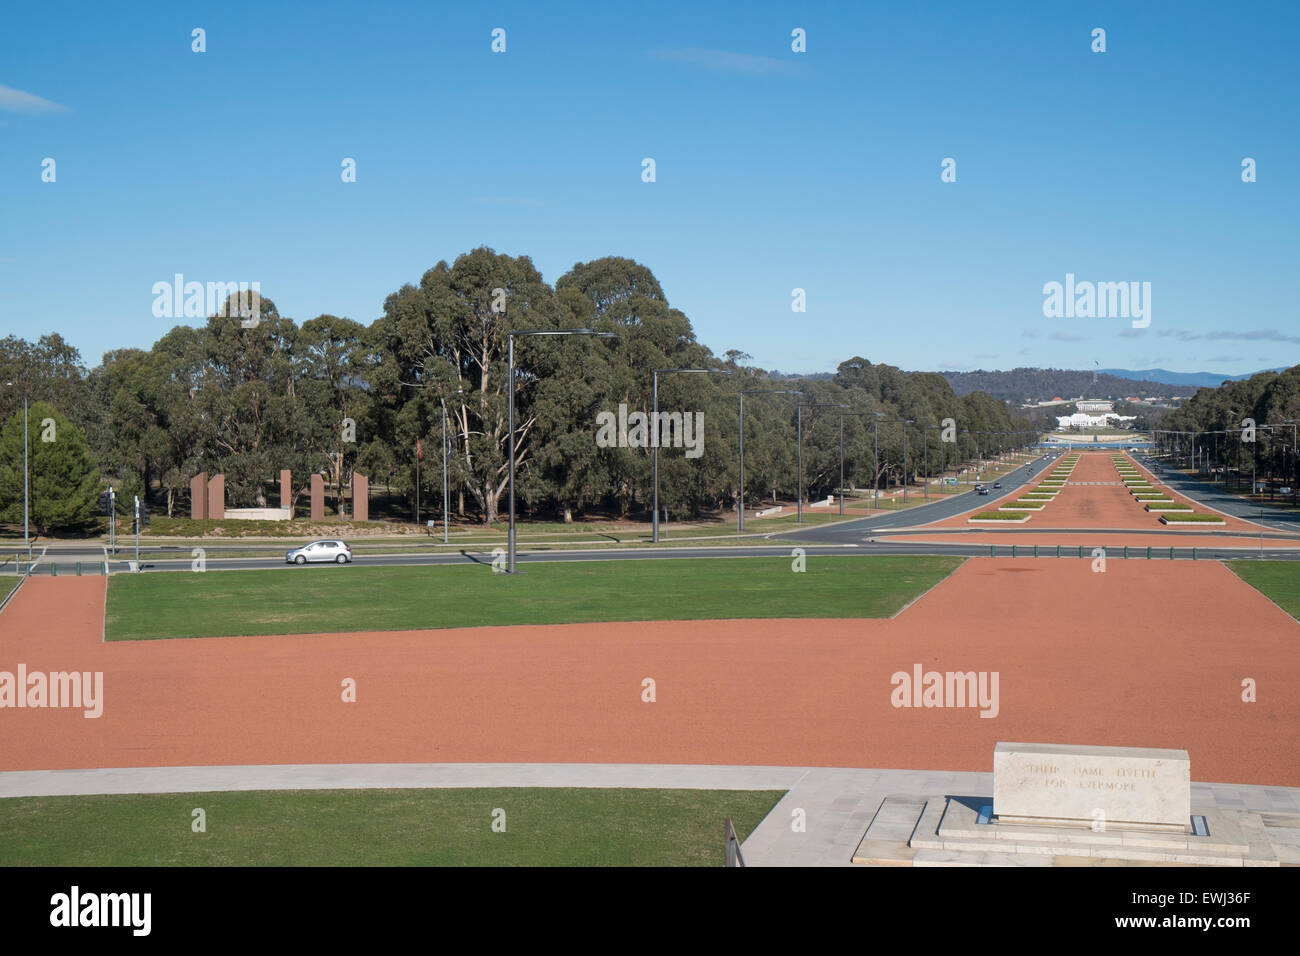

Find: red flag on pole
<box><xmin>417</xmin><ymin>439</ymin><xmax>423</xmax><ymax>461</ymax></box>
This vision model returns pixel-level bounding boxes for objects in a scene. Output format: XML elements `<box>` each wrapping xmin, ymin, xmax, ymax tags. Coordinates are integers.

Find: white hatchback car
<box><xmin>286</xmin><ymin>540</ymin><xmax>352</xmax><ymax>564</ymax></box>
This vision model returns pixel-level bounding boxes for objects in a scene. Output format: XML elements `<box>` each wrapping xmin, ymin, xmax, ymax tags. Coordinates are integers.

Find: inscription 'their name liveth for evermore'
<box><xmin>1026</xmin><ymin>763</ymin><xmax>1158</xmax><ymax>792</ymax></box>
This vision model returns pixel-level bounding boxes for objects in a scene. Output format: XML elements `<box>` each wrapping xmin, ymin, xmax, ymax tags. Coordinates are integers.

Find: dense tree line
<box><xmin>1155</xmin><ymin>368</ymin><xmax>1300</xmax><ymax>492</ymax></box>
<box><xmin>1</xmin><ymin>249</ymin><xmax>1035</xmax><ymax>529</ymax></box>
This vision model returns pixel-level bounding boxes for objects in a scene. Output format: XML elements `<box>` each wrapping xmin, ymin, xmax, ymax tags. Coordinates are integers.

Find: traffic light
<box><xmin>139</xmin><ymin>501</ymin><xmax>150</xmax><ymax>527</ymax></box>
<box><xmin>97</xmin><ymin>491</ymin><xmax>112</xmax><ymax>515</ymax></box>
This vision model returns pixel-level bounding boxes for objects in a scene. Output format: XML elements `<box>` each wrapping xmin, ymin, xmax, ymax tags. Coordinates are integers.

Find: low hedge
<box><xmin>1145</xmin><ymin>503</ymin><xmax>1192</xmax><ymax>511</ymax></box>
<box><xmin>970</xmin><ymin>511</ymin><xmax>1029</xmax><ymax>520</ymax></box>
<box><xmin>1159</xmin><ymin>513</ymin><xmax>1225</xmax><ymax>523</ymax></box>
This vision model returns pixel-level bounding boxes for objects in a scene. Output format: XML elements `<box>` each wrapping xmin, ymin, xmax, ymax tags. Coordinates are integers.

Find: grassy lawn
<box><xmin>1226</xmin><ymin>562</ymin><xmax>1300</xmax><ymax>622</ymax></box>
<box><xmin>0</xmin><ymin>787</ymin><xmax>784</xmax><ymax>866</ymax></box>
<box><xmin>105</xmin><ymin>554</ymin><xmax>963</xmax><ymax>640</ymax></box>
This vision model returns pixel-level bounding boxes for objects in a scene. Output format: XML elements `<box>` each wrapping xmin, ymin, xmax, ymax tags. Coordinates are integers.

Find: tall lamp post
<box><xmin>507</xmin><ymin>329</ymin><xmax>617</xmax><ymax>573</ymax></box>
<box><xmin>652</xmin><ymin>368</ymin><xmax>730</xmax><ymax>543</ymax></box>
<box><xmin>440</xmin><ymin>396</ymin><xmax>451</xmax><ymax>545</ymax></box>
<box><xmin>900</xmin><ymin>420</ymin><xmax>915</xmax><ymax>502</ymax></box>
<box><xmin>922</xmin><ymin>424</ymin><xmax>943</xmax><ymax>499</ymax></box>
<box><xmin>876</xmin><ymin>419</ymin><xmax>914</xmax><ymax>503</ymax></box>
<box><xmin>737</xmin><ymin>389</ymin><xmax>802</xmax><ymax>532</ymax></box>
<box><xmin>872</xmin><ymin>411</ymin><xmax>885</xmax><ymax>507</ymax></box>
<box><xmin>3</xmin><ymin>383</ymin><xmax>29</xmax><ymax>561</ymax></box>
<box><xmin>835</xmin><ymin>411</ymin><xmax>878</xmax><ymax>515</ymax></box>
<box><xmin>797</xmin><ymin>403</ymin><xmax>849</xmax><ymax>523</ymax></box>
<box><xmin>960</xmin><ymin>429</ymin><xmax>980</xmax><ymax>485</ymax></box>
<box><xmin>1270</xmin><ymin>420</ymin><xmax>1300</xmax><ymax>503</ymax></box>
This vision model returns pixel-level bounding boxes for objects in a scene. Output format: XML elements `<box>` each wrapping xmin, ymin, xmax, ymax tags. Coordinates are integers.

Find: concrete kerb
<box><xmin>0</xmin><ymin>762</ymin><xmax>813</xmax><ymax>799</ymax></box>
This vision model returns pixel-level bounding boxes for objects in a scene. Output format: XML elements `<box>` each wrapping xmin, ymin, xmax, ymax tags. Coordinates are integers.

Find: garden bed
<box><xmin>1158</xmin><ymin>514</ymin><xmax>1225</xmax><ymax>525</ymax></box>
<box><xmin>969</xmin><ymin>513</ymin><xmax>1031</xmax><ymax>523</ymax></box>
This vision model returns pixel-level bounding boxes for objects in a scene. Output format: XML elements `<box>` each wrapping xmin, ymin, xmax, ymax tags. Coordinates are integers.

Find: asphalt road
<box><xmin>776</xmin><ymin>454</ymin><xmax>1056</xmax><ymax>544</ymax></box>
<box><xmin>9</xmin><ymin>453</ymin><xmax>1300</xmax><ymax>575</ymax></box>
<box><xmin>1150</xmin><ymin>461</ymin><xmax>1300</xmax><ymax>533</ymax></box>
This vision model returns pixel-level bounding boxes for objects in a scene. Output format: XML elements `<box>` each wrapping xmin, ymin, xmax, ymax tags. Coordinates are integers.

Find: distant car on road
<box><xmin>993</xmin><ymin>481</ymin><xmax>1002</xmax><ymax>489</ymax></box>
<box><xmin>286</xmin><ymin>540</ymin><xmax>352</xmax><ymax>564</ymax></box>
<box><xmin>977</xmin><ymin>485</ymin><xmax>990</xmax><ymax>496</ymax></box>
<box><xmin>1281</xmin><ymin>487</ymin><xmax>1293</xmax><ymax>495</ymax></box>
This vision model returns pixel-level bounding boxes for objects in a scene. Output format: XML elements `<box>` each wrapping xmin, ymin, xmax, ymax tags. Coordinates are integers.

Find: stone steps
<box><xmin>853</xmin><ymin>794</ymin><xmax>1287</xmax><ymax>867</ymax></box>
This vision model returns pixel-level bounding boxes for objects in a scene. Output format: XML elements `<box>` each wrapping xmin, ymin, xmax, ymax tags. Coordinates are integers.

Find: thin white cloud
<box><xmin>1157</xmin><ymin>328</ymin><xmax>1300</xmax><ymax>345</ymax></box>
<box><xmin>649</xmin><ymin>48</ymin><xmax>802</xmax><ymax>76</ymax></box>
<box><xmin>0</xmin><ymin>85</ymin><xmax>69</xmax><ymax>114</ymax></box>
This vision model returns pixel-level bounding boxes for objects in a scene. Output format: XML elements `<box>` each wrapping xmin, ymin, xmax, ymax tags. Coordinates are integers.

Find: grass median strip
<box><xmin>0</xmin><ymin>787</ymin><xmax>784</xmax><ymax>866</ymax></box>
<box><xmin>104</xmin><ymin>555</ymin><xmax>964</xmax><ymax>640</ymax></box>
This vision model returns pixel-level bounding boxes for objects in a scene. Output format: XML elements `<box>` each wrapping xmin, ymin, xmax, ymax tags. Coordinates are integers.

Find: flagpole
<box><xmin>416</xmin><ymin>442</ymin><xmax>420</xmax><ymax>525</ymax></box>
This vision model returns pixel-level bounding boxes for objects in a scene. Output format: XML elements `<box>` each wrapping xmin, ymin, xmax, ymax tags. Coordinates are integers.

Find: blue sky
<box><xmin>2</xmin><ymin>0</ymin><xmax>1296</xmax><ymax>376</ymax></box>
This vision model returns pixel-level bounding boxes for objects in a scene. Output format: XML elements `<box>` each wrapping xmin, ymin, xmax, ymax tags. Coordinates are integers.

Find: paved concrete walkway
<box><xmin>5</xmin><ymin>762</ymin><xmax>1297</xmax><ymax>866</ymax></box>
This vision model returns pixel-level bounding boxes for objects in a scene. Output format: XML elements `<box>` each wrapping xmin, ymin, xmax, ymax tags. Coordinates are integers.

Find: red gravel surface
<box><xmin>2</xmin><ymin>558</ymin><xmax>1296</xmax><ymax>787</ymax></box>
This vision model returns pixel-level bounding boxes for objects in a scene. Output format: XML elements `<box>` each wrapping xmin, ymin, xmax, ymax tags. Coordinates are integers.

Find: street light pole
<box><xmin>922</xmin><ymin>426</ymin><xmax>928</xmax><ymax>499</ymax></box>
<box><xmin>3</xmin><ymin>383</ymin><xmax>28</xmax><ymax>560</ymax></box>
<box><xmin>652</xmin><ymin>368</ymin><xmax>729</xmax><ymax>543</ymax></box>
<box><xmin>902</xmin><ymin>420</ymin><xmax>914</xmax><ymax>503</ymax></box>
<box><xmin>839</xmin><ymin>416</ymin><xmax>844</xmax><ymax>515</ymax></box>
<box><xmin>922</xmin><ymin>424</ymin><xmax>942</xmax><ymax>499</ymax></box>
<box><xmin>797</xmin><ymin>403</ymin><xmax>848</xmax><ymax>522</ymax></box>
<box><xmin>441</xmin><ymin>397</ymin><xmax>449</xmax><ymax>545</ymax></box>
<box><xmin>873</xmin><ymin>412</ymin><xmax>884</xmax><ymax>508</ymax></box>
<box><xmin>738</xmin><ymin>392</ymin><xmax>745</xmax><ymax>531</ymax></box>
<box><xmin>507</xmin><ymin>329</ymin><xmax>616</xmax><ymax>573</ymax></box>
<box><xmin>874</xmin><ymin>417</ymin><xmax>913</xmax><ymax>505</ymax></box>
<box><xmin>22</xmin><ymin>393</ymin><xmax>29</xmax><ymax>560</ymax></box>
<box><xmin>738</xmin><ymin>389</ymin><xmax>802</xmax><ymax>532</ymax></box>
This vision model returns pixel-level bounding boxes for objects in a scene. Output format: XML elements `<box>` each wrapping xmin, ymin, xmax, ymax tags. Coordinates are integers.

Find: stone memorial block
<box><xmin>206</xmin><ymin>473</ymin><xmax>225</xmax><ymax>520</ymax></box>
<box><xmin>994</xmin><ymin>741</ymin><xmax>1190</xmax><ymax>832</ymax></box>
<box><xmin>280</xmin><ymin>469</ymin><xmax>292</xmax><ymax>509</ymax></box>
<box><xmin>310</xmin><ymin>473</ymin><xmax>325</xmax><ymax>521</ymax></box>
<box><xmin>190</xmin><ymin>472</ymin><xmax>208</xmax><ymax>520</ymax></box>
<box><xmin>352</xmin><ymin>473</ymin><xmax>368</xmax><ymax>522</ymax></box>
